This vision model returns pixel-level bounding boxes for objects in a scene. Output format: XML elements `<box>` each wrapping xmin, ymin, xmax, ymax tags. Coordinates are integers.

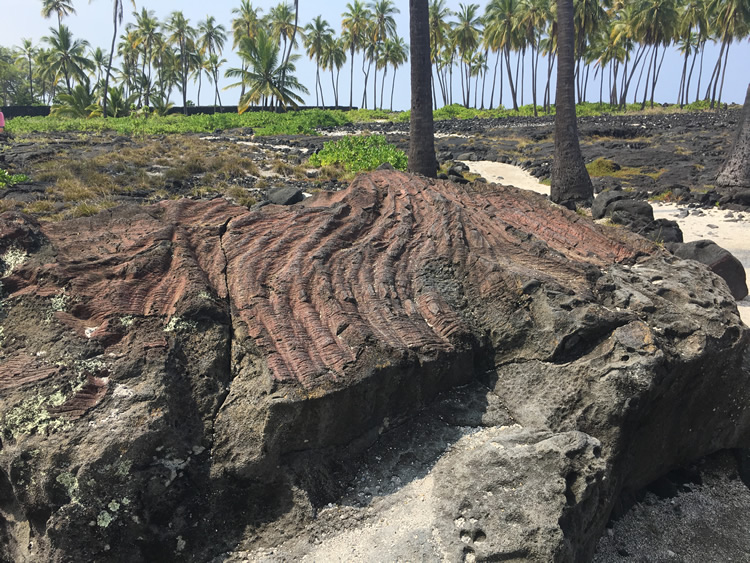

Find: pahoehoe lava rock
<box><xmin>0</xmin><ymin>170</ymin><xmax>748</xmax><ymax>562</ymax></box>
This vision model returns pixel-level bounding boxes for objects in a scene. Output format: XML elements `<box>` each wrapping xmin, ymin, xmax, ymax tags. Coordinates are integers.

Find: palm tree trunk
<box><xmin>390</xmin><ymin>68</ymin><xmax>397</xmax><ymax>111</ymax></box>
<box><xmin>551</xmin><ymin>0</ymin><xmax>593</xmax><ymax>207</ymax></box>
<box><xmin>717</xmin><ymin>43</ymin><xmax>731</xmax><ymax>107</ymax></box>
<box><xmin>716</xmin><ymin>83</ymin><xmax>750</xmax><ymax>190</ymax></box>
<box><xmin>685</xmin><ymin>49</ymin><xmax>698</xmax><ymax>107</ymax></box>
<box><xmin>505</xmin><ymin>46</ymin><xmax>518</xmax><ymax>110</ymax></box>
<box><xmin>481</xmin><ymin>48</ymin><xmax>489</xmax><ymax>109</ymax></box>
<box><xmin>709</xmin><ymin>40</ymin><xmax>726</xmax><ymax>108</ymax></box>
<box><xmin>380</xmin><ymin>66</ymin><xmax>387</xmax><ymax>110</ymax></box>
<box><xmin>408</xmin><ymin>0</ymin><xmax>437</xmax><ymax>178</ymax></box>
<box><xmin>650</xmin><ymin>45</ymin><xmax>666</xmax><ymax>108</ymax></box>
<box><xmin>102</xmin><ymin>0</ymin><xmax>121</xmax><ymax>119</ymax></box>
<box><xmin>696</xmin><ymin>42</ymin><xmax>705</xmax><ymax>103</ymax></box>
<box><xmin>489</xmin><ymin>51</ymin><xmax>500</xmax><ymax>110</ymax></box>
<box><xmin>349</xmin><ymin>47</ymin><xmax>355</xmax><ymax>109</ymax></box>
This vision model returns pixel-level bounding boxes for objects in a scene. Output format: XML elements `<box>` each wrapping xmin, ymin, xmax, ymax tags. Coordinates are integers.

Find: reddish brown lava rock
<box><xmin>0</xmin><ymin>171</ymin><xmax>651</xmax><ymax>396</ymax></box>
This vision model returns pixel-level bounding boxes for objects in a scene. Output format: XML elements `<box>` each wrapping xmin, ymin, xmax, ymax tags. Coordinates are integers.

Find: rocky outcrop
<box><xmin>0</xmin><ymin>170</ymin><xmax>748</xmax><ymax>562</ymax></box>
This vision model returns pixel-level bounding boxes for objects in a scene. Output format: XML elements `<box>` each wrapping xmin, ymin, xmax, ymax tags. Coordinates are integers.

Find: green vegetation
<box><xmin>7</xmin><ymin>109</ymin><xmax>351</xmax><ymax>136</ymax></box>
<box><xmin>309</xmin><ymin>135</ymin><xmax>407</xmax><ymax>173</ymax></box>
<box><xmin>586</xmin><ymin>158</ymin><xmax>621</xmax><ymax>176</ymax></box>
<box><xmin>0</xmin><ymin>169</ymin><xmax>30</xmax><ymax>188</ymax></box>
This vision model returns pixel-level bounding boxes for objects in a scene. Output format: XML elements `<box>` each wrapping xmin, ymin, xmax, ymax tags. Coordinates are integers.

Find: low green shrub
<box><xmin>0</xmin><ymin>169</ymin><xmax>29</xmax><ymax>187</ymax></box>
<box><xmin>308</xmin><ymin>135</ymin><xmax>407</xmax><ymax>173</ymax></box>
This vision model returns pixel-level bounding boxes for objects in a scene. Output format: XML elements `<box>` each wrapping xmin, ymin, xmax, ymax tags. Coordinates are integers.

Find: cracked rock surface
<box><xmin>0</xmin><ymin>170</ymin><xmax>748</xmax><ymax>562</ymax></box>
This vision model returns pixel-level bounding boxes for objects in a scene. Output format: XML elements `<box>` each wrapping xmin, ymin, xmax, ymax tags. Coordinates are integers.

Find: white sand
<box><xmin>653</xmin><ymin>203</ymin><xmax>750</xmax><ymax>324</ymax></box>
<box><xmin>460</xmin><ymin>160</ymin><xmax>550</xmax><ymax>196</ymax></box>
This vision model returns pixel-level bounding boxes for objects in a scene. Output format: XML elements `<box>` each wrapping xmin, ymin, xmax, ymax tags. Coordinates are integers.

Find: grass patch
<box><xmin>586</xmin><ymin>158</ymin><xmax>621</xmax><ymax>176</ymax></box>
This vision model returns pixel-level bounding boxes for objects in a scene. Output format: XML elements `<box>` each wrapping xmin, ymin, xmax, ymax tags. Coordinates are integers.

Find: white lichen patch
<box><xmin>55</xmin><ymin>472</ymin><xmax>80</xmax><ymax>503</ymax></box>
<box><xmin>97</xmin><ymin>511</ymin><xmax>114</xmax><ymax>528</ymax></box>
<box><xmin>163</xmin><ymin>316</ymin><xmax>198</xmax><ymax>333</ymax></box>
<box><xmin>119</xmin><ymin>315</ymin><xmax>135</xmax><ymax>327</ymax></box>
<box><xmin>1</xmin><ymin>246</ymin><xmax>28</xmax><ymax>277</ymax></box>
<box><xmin>49</xmin><ymin>290</ymin><xmax>69</xmax><ymax>313</ymax></box>
<box><xmin>107</xmin><ymin>500</ymin><xmax>120</xmax><ymax>512</ymax></box>
<box><xmin>84</xmin><ymin>326</ymin><xmax>100</xmax><ymax>339</ymax></box>
<box><xmin>1</xmin><ymin>394</ymin><xmax>71</xmax><ymax>438</ymax></box>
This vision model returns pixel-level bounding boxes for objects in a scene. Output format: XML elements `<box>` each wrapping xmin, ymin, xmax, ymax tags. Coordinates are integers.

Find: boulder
<box><xmin>267</xmin><ymin>186</ymin><xmax>303</xmax><ymax>205</ymax></box>
<box><xmin>0</xmin><ymin>171</ymin><xmax>748</xmax><ymax>563</ymax></box>
<box><xmin>592</xmin><ymin>190</ymin><xmax>629</xmax><ymax>220</ymax></box>
<box><xmin>666</xmin><ymin>239</ymin><xmax>749</xmax><ymax>300</ymax></box>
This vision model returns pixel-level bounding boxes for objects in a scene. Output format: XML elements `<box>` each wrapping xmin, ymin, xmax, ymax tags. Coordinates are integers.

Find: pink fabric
<box><xmin>0</xmin><ymin>112</ymin><xmax>4</xmax><ymax>128</ymax></box>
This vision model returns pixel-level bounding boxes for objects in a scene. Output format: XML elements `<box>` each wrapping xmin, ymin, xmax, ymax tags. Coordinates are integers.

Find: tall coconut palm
<box><xmin>706</xmin><ymin>0</ymin><xmax>750</xmax><ymax>108</ymax></box>
<box><xmin>378</xmin><ymin>36</ymin><xmax>408</xmax><ymax>110</ymax></box>
<box><xmin>484</xmin><ymin>0</ymin><xmax>521</xmax><ymax>110</ymax></box>
<box><xmin>198</xmin><ymin>16</ymin><xmax>228</xmax><ymax>109</ymax></box>
<box><xmin>97</xmin><ymin>0</ymin><xmax>135</xmax><ymax>118</ymax></box>
<box><xmin>573</xmin><ymin>0</ymin><xmax>607</xmax><ymax>102</ymax></box>
<box><xmin>550</xmin><ymin>0</ymin><xmax>593</xmax><ymax>207</ymax></box>
<box><xmin>429</xmin><ymin>0</ymin><xmax>453</xmax><ymax>107</ymax></box>
<box><xmin>15</xmin><ymin>39</ymin><xmax>37</xmax><ymax>102</ymax></box>
<box><xmin>676</xmin><ymin>0</ymin><xmax>709</xmax><ymax>106</ymax></box>
<box><xmin>322</xmin><ymin>37</ymin><xmax>347</xmax><ymax>107</ymax></box>
<box><xmin>166</xmin><ymin>11</ymin><xmax>196</xmax><ymax>114</ymax></box>
<box><xmin>408</xmin><ymin>0</ymin><xmax>438</xmax><ymax>178</ymax></box>
<box><xmin>268</xmin><ymin>3</ymin><xmax>297</xmax><ymax>64</ymax></box>
<box><xmin>231</xmin><ymin>1</ymin><xmax>264</xmax><ymax>98</ymax></box>
<box><xmin>304</xmin><ymin>16</ymin><xmax>334</xmax><ymax>106</ymax></box>
<box><xmin>369</xmin><ymin>0</ymin><xmax>400</xmax><ymax>109</ymax></box>
<box><xmin>225</xmin><ymin>29</ymin><xmax>309</xmax><ymax>111</ymax></box>
<box><xmin>517</xmin><ymin>0</ymin><xmax>548</xmax><ymax>115</ymax></box>
<box><xmin>42</xmin><ymin>25</ymin><xmax>93</xmax><ymax>94</ymax></box>
<box><xmin>342</xmin><ymin>1</ymin><xmax>371</xmax><ymax>108</ymax></box>
<box><xmin>632</xmin><ymin>0</ymin><xmax>678</xmax><ymax>109</ymax></box>
<box><xmin>453</xmin><ymin>3</ymin><xmax>482</xmax><ymax>108</ymax></box>
<box><xmin>131</xmin><ymin>8</ymin><xmax>160</xmax><ymax>107</ymax></box>
<box><xmin>41</xmin><ymin>0</ymin><xmax>76</xmax><ymax>27</ymax></box>
<box><xmin>716</xmin><ymin>83</ymin><xmax>750</xmax><ymax>190</ymax></box>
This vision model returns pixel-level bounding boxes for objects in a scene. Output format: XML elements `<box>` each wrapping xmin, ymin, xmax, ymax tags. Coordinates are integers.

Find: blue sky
<box><xmin>4</xmin><ymin>0</ymin><xmax>749</xmax><ymax>110</ymax></box>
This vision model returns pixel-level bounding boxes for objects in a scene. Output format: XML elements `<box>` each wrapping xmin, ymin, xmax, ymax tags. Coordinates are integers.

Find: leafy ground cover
<box><xmin>4</xmin><ymin>101</ymin><xmax>721</xmax><ymax>136</ymax></box>
<box><xmin>309</xmin><ymin>135</ymin><xmax>407</xmax><ymax>173</ymax></box>
<box><xmin>0</xmin><ymin>169</ymin><xmax>29</xmax><ymax>188</ymax></box>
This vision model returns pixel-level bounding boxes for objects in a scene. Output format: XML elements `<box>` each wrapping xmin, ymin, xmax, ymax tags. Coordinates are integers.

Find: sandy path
<box><xmin>460</xmin><ymin>160</ymin><xmax>550</xmax><ymax>196</ymax></box>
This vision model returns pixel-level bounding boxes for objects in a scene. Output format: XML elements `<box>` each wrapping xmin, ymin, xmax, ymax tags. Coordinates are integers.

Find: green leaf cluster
<box><xmin>0</xmin><ymin>169</ymin><xmax>29</xmax><ymax>187</ymax></box>
<box><xmin>308</xmin><ymin>135</ymin><xmax>407</xmax><ymax>173</ymax></box>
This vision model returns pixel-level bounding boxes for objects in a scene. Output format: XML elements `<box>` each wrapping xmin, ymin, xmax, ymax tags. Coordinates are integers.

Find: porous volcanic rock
<box><xmin>0</xmin><ymin>170</ymin><xmax>748</xmax><ymax>562</ymax></box>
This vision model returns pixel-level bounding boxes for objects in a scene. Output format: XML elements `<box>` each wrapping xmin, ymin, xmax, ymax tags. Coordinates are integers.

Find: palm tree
<box><xmin>41</xmin><ymin>0</ymin><xmax>76</xmax><ymax>27</ymax></box>
<box><xmin>408</xmin><ymin>0</ymin><xmax>438</xmax><ymax>178</ymax></box>
<box><xmin>573</xmin><ymin>0</ymin><xmax>607</xmax><ymax>102</ymax></box>
<box><xmin>321</xmin><ymin>37</ymin><xmax>347</xmax><ymax>107</ymax></box>
<box><xmin>166</xmin><ymin>11</ymin><xmax>196</xmax><ymax>114</ymax></box>
<box><xmin>225</xmin><ymin>29</ymin><xmax>309</xmax><ymax>111</ymax></box>
<box><xmin>231</xmin><ymin>1</ymin><xmax>264</xmax><ymax>99</ymax></box>
<box><xmin>304</xmin><ymin>16</ymin><xmax>334</xmax><ymax>106</ymax></box>
<box><xmin>131</xmin><ymin>8</ymin><xmax>160</xmax><ymax>107</ymax></box>
<box><xmin>706</xmin><ymin>0</ymin><xmax>750</xmax><ymax>108</ymax></box>
<box><xmin>15</xmin><ymin>39</ymin><xmax>37</xmax><ymax>102</ymax></box>
<box><xmin>517</xmin><ymin>0</ymin><xmax>548</xmax><ymax>115</ymax></box>
<box><xmin>429</xmin><ymin>0</ymin><xmax>453</xmax><ymax>107</ymax></box>
<box><xmin>676</xmin><ymin>0</ymin><xmax>709</xmax><ymax>107</ymax></box>
<box><xmin>453</xmin><ymin>3</ymin><xmax>481</xmax><ymax>108</ymax></box>
<box><xmin>198</xmin><ymin>16</ymin><xmax>228</xmax><ymax>109</ymax></box>
<box><xmin>369</xmin><ymin>0</ymin><xmax>400</xmax><ymax>109</ymax></box>
<box><xmin>42</xmin><ymin>25</ymin><xmax>93</xmax><ymax>94</ymax></box>
<box><xmin>632</xmin><ymin>0</ymin><xmax>678</xmax><ymax>109</ymax></box>
<box><xmin>378</xmin><ymin>36</ymin><xmax>408</xmax><ymax>110</ymax></box>
<box><xmin>716</xmin><ymin>83</ymin><xmax>750</xmax><ymax>190</ymax></box>
<box><xmin>342</xmin><ymin>1</ymin><xmax>372</xmax><ymax>109</ymax></box>
<box><xmin>97</xmin><ymin>0</ymin><xmax>135</xmax><ymax>118</ymax></box>
<box><xmin>268</xmin><ymin>3</ymin><xmax>297</xmax><ymax>63</ymax></box>
<box><xmin>485</xmin><ymin>0</ymin><xmax>521</xmax><ymax>110</ymax></box>
<box><xmin>550</xmin><ymin>0</ymin><xmax>593</xmax><ymax>207</ymax></box>
<box><xmin>50</xmin><ymin>83</ymin><xmax>102</xmax><ymax>118</ymax></box>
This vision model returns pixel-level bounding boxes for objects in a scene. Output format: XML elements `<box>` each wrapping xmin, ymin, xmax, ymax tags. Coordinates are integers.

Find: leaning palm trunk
<box><xmin>550</xmin><ymin>0</ymin><xmax>593</xmax><ymax>208</ymax></box>
<box><xmin>407</xmin><ymin>0</ymin><xmax>437</xmax><ymax>178</ymax></box>
<box><xmin>715</xmin><ymin>83</ymin><xmax>750</xmax><ymax>190</ymax></box>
